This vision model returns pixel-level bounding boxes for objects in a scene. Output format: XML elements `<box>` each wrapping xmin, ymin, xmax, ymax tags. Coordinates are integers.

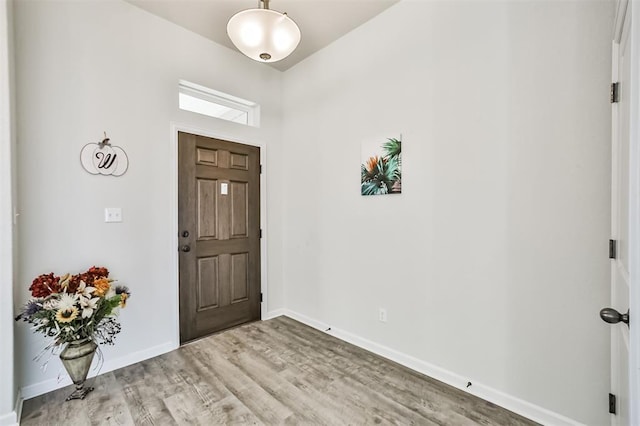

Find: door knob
<box><xmin>600</xmin><ymin>308</ymin><xmax>629</xmax><ymax>326</ymax></box>
<box><xmin>180</xmin><ymin>245</ymin><xmax>191</xmax><ymax>253</ymax></box>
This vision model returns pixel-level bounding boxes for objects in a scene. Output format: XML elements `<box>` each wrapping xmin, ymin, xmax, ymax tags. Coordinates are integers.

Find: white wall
<box><xmin>0</xmin><ymin>0</ymin><xmax>17</xmax><ymax>423</ymax></box>
<box><xmin>13</xmin><ymin>0</ymin><xmax>285</xmax><ymax>396</ymax></box>
<box><xmin>282</xmin><ymin>1</ymin><xmax>613</xmax><ymax>424</ymax></box>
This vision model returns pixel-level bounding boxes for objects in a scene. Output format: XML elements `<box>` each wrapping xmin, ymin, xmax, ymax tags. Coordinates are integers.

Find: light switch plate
<box><xmin>221</xmin><ymin>183</ymin><xmax>228</xmax><ymax>195</ymax></box>
<box><xmin>104</xmin><ymin>207</ymin><xmax>122</xmax><ymax>223</ymax></box>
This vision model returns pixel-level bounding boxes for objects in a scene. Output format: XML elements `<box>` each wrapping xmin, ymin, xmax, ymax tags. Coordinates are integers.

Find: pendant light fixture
<box><xmin>227</xmin><ymin>0</ymin><xmax>301</xmax><ymax>63</ymax></box>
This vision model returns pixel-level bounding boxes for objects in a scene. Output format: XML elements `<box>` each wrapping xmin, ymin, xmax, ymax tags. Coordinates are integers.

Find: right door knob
<box><xmin>600</xmin><ymin>308</ymin><xmax>630</xmax><ymax>326</ymax></box>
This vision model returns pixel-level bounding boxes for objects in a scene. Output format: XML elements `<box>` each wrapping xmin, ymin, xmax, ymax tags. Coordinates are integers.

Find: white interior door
<box><xmin>608</xmin><ymin>1</ymin><xmax>639</xmax><ymax>424</ymax></box>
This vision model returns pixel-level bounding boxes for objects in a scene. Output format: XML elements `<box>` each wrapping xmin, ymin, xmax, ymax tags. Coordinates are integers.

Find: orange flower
<box><xmin>93</xmin><ymin>278</ymin><xmax>111</xmax><ymax>297</ymax></box>
<box><xmin>365</xmin><ymin>156</ymin><xmax>379</xmax><ymax>173</ymax></box>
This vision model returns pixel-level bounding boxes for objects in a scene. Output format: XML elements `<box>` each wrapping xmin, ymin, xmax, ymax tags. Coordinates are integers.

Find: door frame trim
<box><xmin>627</xmin><ymin>1</ymin><xmax>640</xmax><ymax>422</ymax></box>
<box><xmin>613</xmin><ymin>0</ymin><xmax>639</xmax><ymax>422</ymax></box>
<box><xmin>169</xmin><ymin>122</ymin><xmax>268</xmax><ymax>347</ymax></box>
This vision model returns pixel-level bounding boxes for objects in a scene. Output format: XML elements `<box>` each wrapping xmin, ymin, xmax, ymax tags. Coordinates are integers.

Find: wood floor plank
<box><xmin>20</xmin><ymin>317</ymin><xmax>538</xmax><ymax>426</ymax></box>
<box><xmin>19</xmin><ymin>397</ymin><xmax>47</xmax><ymax>425</ymax></box>
<box><xmin>119</xmin><ymin>364</ymin><xmax>178</xmax><ymax>426</ymax></box>
<box><xmin>187</xmin><ymin>335</ymin><xmax>294</xmax><ymax>424</ymax></box>
<box><xmin>233</xmin><ymin>381</ymin><xmax>295</xmax><ymax>424</ymax></box>
<box><xmin>163</xmin><ymin>392</ymin><xmax>205</xmax><ymax>425</ymax></box>
<box><xmin>187</xmin><ymin>342</ymin><xmax>259</xmax><ymax>395</ymax></box>
<box><xmin>222</xmin><ymin>351</ymin><xmax>338</xmax><ymax>424</ymax></box>
<box><xmin>280</xmin><ymin>368</ymin><xmax>385</xmax><ymax>425</ymax></box>
<box><xmin>24</xmin><ymin>385</ymin><xmax>93</xmax><ymax>426</ymax></box>
<box><xmin>203</xmin><ymin>394</ymin><xmax>263</xmax><ymax>425</ymax></box>
<box><xmin>85</xmin><ymin>372</ymin><xmax>135</xmax><ymax>426</ymax></box>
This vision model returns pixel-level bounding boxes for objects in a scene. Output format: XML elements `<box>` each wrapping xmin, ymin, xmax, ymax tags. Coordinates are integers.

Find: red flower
<box><xmin>29</xmin><ymin>273</ymin><xmax>61</xmax><ymax>298</ymax></box>
<box><xmin>65</xmin><ymin>274</ymin><xmax>83</xmax><ymax>293</ymax></box>
<box><xmin>86</xmin><ymin>266</ymin><xmax>109</xmax><ymax>281</ymax></box>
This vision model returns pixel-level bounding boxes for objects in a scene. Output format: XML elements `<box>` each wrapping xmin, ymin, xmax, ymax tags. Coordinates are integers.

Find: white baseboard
<box><xmin>0</xmin><ymin>389</ymin><xmax>21</xmax><ymax>426</ymax></box>
<box><xmin>0</xmin><ymin>412</ymin><xmax>17</xmax><ymax>426</ymax></box>
<box><xmin>14</xmin><ymin>390</ymin><xmax>22</xmax><ymax>426</ymax></box>
<box><xmin>281</xmin><ymin>309</ymin><xmax>584</xmax><ymax>426</ymax></box>
<box><xmin>20</xmin><ymin>341</ymin><xmax>177</xmax><ymax>400</ymax></box>
<box><xmin>263</xmin><ymin>308</ymin><xmax>286</xmax><ymax>320</ymax></box>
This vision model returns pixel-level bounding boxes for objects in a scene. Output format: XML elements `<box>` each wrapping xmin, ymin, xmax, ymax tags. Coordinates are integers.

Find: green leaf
<box><xmin>361</xmin><ymin>181</ymin><xmax>389</xmax><ymax>195</ymax></box>
<box><xmin>382</xmin><ymin>138</ymin><xmax>401</xmax><ymax>159</ymax></box>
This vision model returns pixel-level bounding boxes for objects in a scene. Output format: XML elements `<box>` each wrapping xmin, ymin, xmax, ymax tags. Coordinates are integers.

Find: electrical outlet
<box><xmin>104</xmin><ymin>207</ymin><xmax>122</xmax><ymax>223</ymax></box>
<box><xmin>379</xmin><ymin>308</ymin><xmax>387</xmax><ymax>323</ymax></box>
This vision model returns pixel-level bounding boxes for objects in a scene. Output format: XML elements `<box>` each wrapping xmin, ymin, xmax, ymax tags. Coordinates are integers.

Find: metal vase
<box><xmin>59</xmin><ymin>338</ymin><xmax>97</xmax><ymax>401</ymax></box>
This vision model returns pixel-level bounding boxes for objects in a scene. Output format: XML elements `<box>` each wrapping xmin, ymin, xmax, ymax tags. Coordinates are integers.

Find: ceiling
<box><xmin>125</xmin><ymin>0</ymin><xmax>400</xmax><ymax>71</ymax></box>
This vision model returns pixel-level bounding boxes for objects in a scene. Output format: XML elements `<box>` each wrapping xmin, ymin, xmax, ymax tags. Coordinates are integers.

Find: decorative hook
<box><xmin>98</xmin><ymin>131</ymin><xmax>111</xmax><ymax>148</ymax></box>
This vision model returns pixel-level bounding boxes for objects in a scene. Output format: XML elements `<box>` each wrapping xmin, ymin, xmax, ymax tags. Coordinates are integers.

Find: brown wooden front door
<box><xmin>178</xmin><ymin>132</ymin><xmax>261</xmax><ymax>343</ymax></box>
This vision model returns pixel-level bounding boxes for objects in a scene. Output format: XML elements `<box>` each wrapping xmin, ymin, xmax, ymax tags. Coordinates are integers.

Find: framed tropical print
<box><xmin>361</xmin><ymin>136</ymin><xmax>402</xmax><ymax>196</ymax></box>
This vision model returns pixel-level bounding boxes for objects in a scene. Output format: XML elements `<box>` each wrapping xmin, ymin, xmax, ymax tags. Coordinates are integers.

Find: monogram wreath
<box><xmin>80</xmin><ymin>132</ymin><xmax>129</xmax><ymax>177</ymax></box>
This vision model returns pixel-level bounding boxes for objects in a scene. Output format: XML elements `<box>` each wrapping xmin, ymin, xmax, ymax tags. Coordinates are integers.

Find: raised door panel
<box><xmin>196</xmin><ymin>148</ymin><xmax>218</xmax><ymax>166</ymax></box>
<box><xmin>231</xmin><ymin>252</ymin><xmax>249</xmax><ymax>303</ymax></box>
<box><xmin>197</xmin><ymin>179</ymin><xmax>218</xmax><ymax>240</ymax></box>
<box><xmin>230</xmin><ymin>152</ymin><xmax>249</xmax><ymax>170</ymax></box>
<box><xmin>197</xmin><ymin>256</ymin><xmax>219</xmax><ymax>310</ymax></box>
<box><xmin>230</xmin><ymin>181</ymin><xmax>248</xmax><ymax>238</ymax></box>
<box><xmin>218</xmin><ymin>181</ymin><xmax>231</xmax><ymax>241</ymax></box>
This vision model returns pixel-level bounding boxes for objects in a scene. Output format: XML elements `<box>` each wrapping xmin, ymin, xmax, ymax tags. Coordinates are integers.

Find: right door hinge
<box><xmin>609</xmin><ymin>239</ymin><xmax>617</xmax><ymax>259</ymax></box>
<box><xmin>609</xmin><ymin>393</ymin><xmax>617</xmax><ymax>414</ymax></box>
<box><xmin>611</xmin><ymin>82</ymin><xmax>619</xmax><ymax>103</ymax></box>
<box><xmin>259</xmin><ymin>229</ymin><xmax>263</xmax><ymax>239</ymax></box>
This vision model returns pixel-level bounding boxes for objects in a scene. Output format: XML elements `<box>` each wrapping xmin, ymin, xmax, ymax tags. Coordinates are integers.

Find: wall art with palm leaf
<box><xmin>361</xmin><ymin>136</ymin><xmax>402</xmax><ymax>196</ymax></box>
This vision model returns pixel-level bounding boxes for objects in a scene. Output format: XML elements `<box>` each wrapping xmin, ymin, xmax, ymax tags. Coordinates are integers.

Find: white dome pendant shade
<box><xmin>227</xmin><ymin>0</ymin><xmax>301</xmax><ymax>63</ymax></box>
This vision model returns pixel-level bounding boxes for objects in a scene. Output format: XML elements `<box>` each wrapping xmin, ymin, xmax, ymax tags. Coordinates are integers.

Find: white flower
<box><xmin>80</xmin><ymin>296</ymin><xmax>100</xmax><ymax>319</ymax></box>
<box><xmin>42</xmin><ymin>299</ymin><xmax>57</xmax><ymax>310</ymax></box>
<box><xmin>76</xmin><ymin>281</ymin><xmax>96</xmax><ymax>298</ymax></box>
<box><xmin>56</xmin><ymin>293</ymin><xmax>78</xmax><ymax>311</ymax></box>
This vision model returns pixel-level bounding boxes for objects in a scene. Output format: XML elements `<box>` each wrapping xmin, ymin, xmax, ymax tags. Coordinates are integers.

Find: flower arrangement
<box><xmin>15</xmin><ymin>266</ymin><xmax>130</xmax><ymax>347</ymax></box>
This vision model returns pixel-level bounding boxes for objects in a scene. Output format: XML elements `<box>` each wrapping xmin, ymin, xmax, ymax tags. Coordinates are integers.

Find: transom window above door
<box><xmin>178</xmin><ymin>80</ymin><xmax>260</xmax><ymax>127</ymax></box>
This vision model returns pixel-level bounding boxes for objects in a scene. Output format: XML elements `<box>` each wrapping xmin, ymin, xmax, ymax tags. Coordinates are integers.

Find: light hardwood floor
<box><xmin>21</xmin><ymin>316</ymin><xmax>538</xmax><ymax>425</ymax></box>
